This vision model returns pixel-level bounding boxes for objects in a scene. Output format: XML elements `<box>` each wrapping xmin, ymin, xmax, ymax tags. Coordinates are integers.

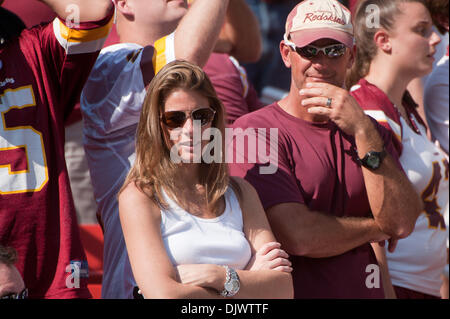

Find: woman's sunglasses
<box><xmin>161</xmin><ymin>107</ymin><xmax>216</xmax><ymax>129</ymax></box>
<box><xmin>284</xmin><ymin>35</ymin><xmax>347</xmax><ymax>59</ymax></box>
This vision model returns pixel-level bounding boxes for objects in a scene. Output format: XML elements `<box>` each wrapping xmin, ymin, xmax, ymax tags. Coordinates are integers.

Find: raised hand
<box><xmin>300</xmin><ymin>82</ymin><xmax>371</xmax><ymax>137</ymax></box>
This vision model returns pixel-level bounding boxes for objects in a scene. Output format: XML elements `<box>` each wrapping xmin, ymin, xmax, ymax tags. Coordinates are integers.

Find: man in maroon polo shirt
<box><xmin>228</xmin><ymin>0</ymin><xmax>422</xmax><ymax>298</ymax></box>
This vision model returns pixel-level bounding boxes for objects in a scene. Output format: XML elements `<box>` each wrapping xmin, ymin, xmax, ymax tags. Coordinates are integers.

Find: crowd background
<box><xmin>0</xmin><ymin>0</ymin><xmax>448</xmax><ymax>299</ymax></box>
<box><xmin>1</xmin><ymin>0</ymin><xmax>375</xmax><ymax>226</ymax></box>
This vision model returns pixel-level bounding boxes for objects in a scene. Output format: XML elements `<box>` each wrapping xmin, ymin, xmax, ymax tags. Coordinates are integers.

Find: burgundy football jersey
<box><xmin>0</xmin><ymin>14</ymin><xmax>112</xmax><ymax>298</ymax></box>
<box><xmin>203</xmin><ymin>53</ymin><xmax>264</xmax><ymax>124</ymax></box>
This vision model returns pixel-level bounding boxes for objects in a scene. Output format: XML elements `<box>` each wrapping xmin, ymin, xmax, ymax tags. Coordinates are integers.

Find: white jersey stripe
<box><xmin>52</xmin><ymin>18</ymin><xmax>111</xmax><ymax>54</ymax></box>
<box><xmin>364</xmin><ymin>110</ymin><xmax>402</xmax><ymax>142</ymax></box>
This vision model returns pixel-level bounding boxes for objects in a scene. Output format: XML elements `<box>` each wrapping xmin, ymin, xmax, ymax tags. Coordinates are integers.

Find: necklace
<box><xmin>393</xmin><ymin>103</ymin><xmax>421</xmax><ymax>135</ymax></box>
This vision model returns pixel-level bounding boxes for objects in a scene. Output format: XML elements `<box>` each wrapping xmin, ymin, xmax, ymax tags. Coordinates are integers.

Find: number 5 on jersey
<box><xmin>0</xmin><ymin>86</ymin><xmax>48</xmax><ymax>194</ymax></box>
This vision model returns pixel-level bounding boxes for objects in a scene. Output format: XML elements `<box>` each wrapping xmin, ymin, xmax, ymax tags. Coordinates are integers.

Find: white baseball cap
<box><xmin>285</xmin><ymin>0</ymin><xmax>354</xmax><ymax>48</ymax></box>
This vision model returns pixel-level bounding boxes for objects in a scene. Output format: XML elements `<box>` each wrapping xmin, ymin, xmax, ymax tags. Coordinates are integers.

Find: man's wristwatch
<box><xmin>220</xmin><ymin>266</ymin><xmax>240</xmax><ymax>297</ymax></box>
<box><xmin>358</xmin><ymin>149</ymin><xmax>387</xmax><ymax>170</ymax></box>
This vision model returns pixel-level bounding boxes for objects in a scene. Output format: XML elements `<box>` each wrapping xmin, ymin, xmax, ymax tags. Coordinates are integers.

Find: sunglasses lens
<box><xmin>297</xmin><ymin>46</ymin><xmax>315</xmax><ymax>58</ymax></box>
<box><xmin>296</xmin><ymin>44</ymin><xmax>346</xmax><ymax>58</ymax></box>
<box><xmin>162</xmin><ymin>108</ymin><xmax>214</xmax><ymax>128</ymax></box>
<box><xmin>325</xmin><ymin>45</ymin><xmax>346</xmax><ymax>57</ymax></box>
<box><xmin>192</xmin><ymin>108</ymin><xmax>215</xmax><ymax>126</ymax></box>
<box><xmin>162</xmin><ymin>111</ymin><xmax>186</xmax><ymax>128</ymax></box>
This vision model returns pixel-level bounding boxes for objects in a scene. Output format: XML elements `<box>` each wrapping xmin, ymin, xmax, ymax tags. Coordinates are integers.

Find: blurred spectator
<box><xmin>405</xmin><ymin>0</ymin><xmax>449</xmax><ymax>133</ymax></box>
<box><xmin>204</xmin><ymin>53</ymin><xmax>264</xmax><ymax>124</ymax></box>
<box><xmin>0</xmin><ymin>7</ymin><xmax>25</xmax><ymax>44</ymax></box>
<box><xmin>189</xmin><ymin>0</ymin><xmax>264</xmax><ymax>124</ymax></box>
<box><xmin>80</xmin><ymin>0</ymin><xmax>234</xmax><ymax>299</ymax></box>
<box><xmin>3</xmin><ymin>1</ymin><xmax>99</xmax><ymax>225</ymax></box>
<box><xmin>424</xmin><ymin>0</ymin><xmax>449</xmax><ymax>155</ymax></box>
<box><xmin>349</xmin><ymin>0</ymin><xmax>448</xmax><ymax>299</ymax></box>
<box><xmin>442</xmin><ymin>264</ymin><xmax>449</xmax><ymax>299</ymax></box>
<box><xmin>243</xmin><ymin>0</ymin><xmax>297</xmax><ymax>95</ymax></box>
<box><xmin>1</xmin><ymin>0</ymin><xmax>55</xmax><ymax>28</ymax></box>
<box><xmin>0</xmin><ymin>245</ymin><xmax>26</xmax><ymax>299</ymax></box>
<box><xmin>423</xmin><ymin>0</ymin><xmax>450</xmax><ymax>299</ymax></box>
<box><xmin>0</xmin><ymin>0</ymin><xmax>113</xmax><ymax>298</ymax></box>
<box><xmin>345</xmin><ymin>0</ymin><xmax>360</xmax><ymax>14</ymax></box>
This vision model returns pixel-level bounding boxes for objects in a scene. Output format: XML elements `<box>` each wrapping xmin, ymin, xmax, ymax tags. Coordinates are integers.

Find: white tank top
<box><xmin>160</xmin><ymin>186</ymin><xmax>252</xmax><ymax>270</ymax></box>
<box><xmin>387</xmin><ymin>115</ymin><xmax>449</xmax><ymax>297</ymax></box>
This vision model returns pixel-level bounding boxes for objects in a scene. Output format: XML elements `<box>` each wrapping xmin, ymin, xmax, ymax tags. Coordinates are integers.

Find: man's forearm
<box><xmin>354</xmin><ymin>116</ymin><xmax>422</xmax><ymax>238</ymax></box>
<box><xmin>38</xmin><ymin>0</ymin><xmax>112</xmax><ymax>22</ymax></box>
<box><xmin>175</xmin><ymin>0</ymin><xmax>229</xmax><ymax>67</ymax></box>
<box><xmin>296</xmin><ymin>216</ymin><xmax>384</xmax><ymax>258</ymax></box>
<box><xmin>268</xmin><ymin>204</ymin><xmax>387</xmax><ymax>258</ymax></box>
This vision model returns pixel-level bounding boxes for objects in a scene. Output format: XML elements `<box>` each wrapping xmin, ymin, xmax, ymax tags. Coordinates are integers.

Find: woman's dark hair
<box><xmin>0</xmin><ymin>7</ymin><xmax>26</xmax><ymax>45</ymax></box>
<box><xmin>425</xmin><ymin>0</ymin><xmax>449</xmax><ymax>34</ymax></box>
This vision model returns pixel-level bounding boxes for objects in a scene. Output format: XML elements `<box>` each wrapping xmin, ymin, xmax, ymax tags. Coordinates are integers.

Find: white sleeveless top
<box><xmin>160</xmin><ymin>186</ymin><xmax>252</xmax><ymax>270</ymax></box>
<box><xmin>386</xmin><ymin>115</ymin><xmax>449</xmax><ymax>297</ymax></box>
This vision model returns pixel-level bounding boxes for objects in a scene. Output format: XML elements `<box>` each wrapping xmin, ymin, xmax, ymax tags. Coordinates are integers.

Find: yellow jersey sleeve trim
<box><xmin>153</xmin><ymin>33</ymin><xmax>176</xmax><ymax>74</ymax></box>
<box><xmin>57</xmin><ymin>17</ymin><xmax>113</xmax><ymax>43</ymax></box>
<box><xmin>53</xmin><ymin>17</ymin><xmax>112</xmax><ymax>54</ymax></box>
<box><xmin>153</xmin><ymin>35</ymin><xmax>168</xmax><ymax>74</ymax></box>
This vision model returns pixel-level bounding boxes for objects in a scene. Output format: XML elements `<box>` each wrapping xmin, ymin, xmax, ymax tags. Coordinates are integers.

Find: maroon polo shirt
<box><xmin>229</xmin><ymin>102</ymin><xmax>401</xmax><ymax>298</ymax></box>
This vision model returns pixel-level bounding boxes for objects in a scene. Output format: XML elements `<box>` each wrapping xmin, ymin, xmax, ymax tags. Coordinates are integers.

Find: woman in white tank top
<box><xmin>118</xmin><ymin>61</ymin><xmax>293</xmax><ymax>299</ymax></box>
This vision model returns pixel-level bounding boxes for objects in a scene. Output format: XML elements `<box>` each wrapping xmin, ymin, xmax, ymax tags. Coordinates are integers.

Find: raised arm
<box><xmin>38</xmin><ymin>0</ymin><xmax>112</xmax><ymax>22</ymax></box>
<box><xmin>215</xmin><ymin>0</ymin><xmax>262</xmax><ymax>63</ymax></box>
<box><xmin>175</xmin><ymin>0</ymin><xmax>229</xmax><ymax>67</ymax></box>
<box><xmin>352</xmin><ymin>114</ymin><xmax>422</xmax><ymax>237</ymax></box>
<box><xmin>303</xmin><ymin>82</ymin><xmax>422</xmax><ymax>239</ymax></box>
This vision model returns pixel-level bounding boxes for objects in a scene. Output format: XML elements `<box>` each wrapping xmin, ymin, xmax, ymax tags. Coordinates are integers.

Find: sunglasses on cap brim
<box><xmin>160</xmin><ymin>107</ymin><xmax>216</xmax><ymax>129</ymax></box>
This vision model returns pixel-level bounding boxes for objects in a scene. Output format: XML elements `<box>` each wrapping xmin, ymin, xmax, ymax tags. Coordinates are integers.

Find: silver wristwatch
<box><xmin>220</xmin><ymin>265</ymin><xmax>240</xmax><ymax>297</ymax></box>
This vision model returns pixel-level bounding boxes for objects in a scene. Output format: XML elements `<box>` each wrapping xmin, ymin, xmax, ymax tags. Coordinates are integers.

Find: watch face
<box><xmin>367</xmin><ymin>154</ymin><xmax>380</xmax><ymax>168</ymax></box>
<box><xmin>225</xmin><ymin>279</ymin><xmax>240</xmax><ymax>293</ymax></box>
